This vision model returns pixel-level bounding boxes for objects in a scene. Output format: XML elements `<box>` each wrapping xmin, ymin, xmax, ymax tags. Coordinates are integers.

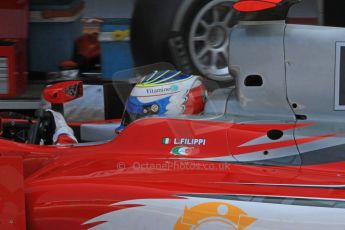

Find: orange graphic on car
<box><xmin>174</xmin><ymin>202</ymin><xmax>256</xmax><ymax>230</ymax></box>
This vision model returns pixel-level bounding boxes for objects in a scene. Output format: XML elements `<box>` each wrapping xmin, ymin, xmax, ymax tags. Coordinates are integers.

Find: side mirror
<box><xmin>43</xmin><ymin>81</ymin><xmax>83</xmax><ymax>104</ymax></box>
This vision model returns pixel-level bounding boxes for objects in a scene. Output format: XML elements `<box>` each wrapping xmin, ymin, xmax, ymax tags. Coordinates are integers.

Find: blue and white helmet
<box><xmin>117</xmin><ymin>70</ymin><xmax>207</xmax><ymax>132</ymax></box>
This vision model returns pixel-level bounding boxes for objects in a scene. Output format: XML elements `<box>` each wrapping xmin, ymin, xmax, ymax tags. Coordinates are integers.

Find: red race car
<box><xmin>2</xmin><ymin>0</ymin><xmax>345</xmax><ymax>229</ymax></box>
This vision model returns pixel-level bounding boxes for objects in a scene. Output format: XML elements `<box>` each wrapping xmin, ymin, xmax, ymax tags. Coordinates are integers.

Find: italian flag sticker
<box><xmin>162</xmin><ymin>138</ymin><xmax>171</xmax><ymax>145</ymax></box>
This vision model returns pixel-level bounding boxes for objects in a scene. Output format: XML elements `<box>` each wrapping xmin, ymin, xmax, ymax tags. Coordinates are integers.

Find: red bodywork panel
<box><xmin>0</xmin><ymin>157</ymin><xmax>25</xmax><ymax>230</ymax></box>
<box><xmin>0</xmin><ymin>118</ymin><xmax>343</xmax><ymax>228</ymax></box>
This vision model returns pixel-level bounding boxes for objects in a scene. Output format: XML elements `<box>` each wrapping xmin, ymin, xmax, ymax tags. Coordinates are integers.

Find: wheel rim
<box><xmin>189</xmin><ymin>0</ymin><xmax>238</xmax><ymax>81</ymax></box>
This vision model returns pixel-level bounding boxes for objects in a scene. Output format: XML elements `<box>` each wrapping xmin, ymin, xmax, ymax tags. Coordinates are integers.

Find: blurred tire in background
<box><xmin>131</xmin><ymin>0</ymin><xmax>238</xmax><ymax>83</ymax></box>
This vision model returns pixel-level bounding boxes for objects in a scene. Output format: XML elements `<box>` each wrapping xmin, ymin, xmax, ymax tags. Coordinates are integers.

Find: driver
<box><xmin>116</xmin><ymin>70</ymin><xmax>207</xmax><ymax>133</ymax></box>
<box><xmin>50</xmin><ymin>70</ymin><xmax>207</xmax><ymax>144</ymax></box>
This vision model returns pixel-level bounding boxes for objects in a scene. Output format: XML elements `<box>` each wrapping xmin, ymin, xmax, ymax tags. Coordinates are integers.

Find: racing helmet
<box><xmin>117</xmin><ymin>70</ymin><xmax>207</xmax><ymax>132</ymax></box>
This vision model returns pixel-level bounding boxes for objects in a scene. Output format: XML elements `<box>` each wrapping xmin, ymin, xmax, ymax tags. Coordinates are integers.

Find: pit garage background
<box><xmin>0</xmin><ymin>0</ymin><xmax>344</xmax><ymax>122</ymax></box>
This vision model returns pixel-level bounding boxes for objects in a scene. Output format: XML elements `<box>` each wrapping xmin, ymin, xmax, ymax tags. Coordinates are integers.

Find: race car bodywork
<box><xmin>3</xmin><ymin>0</ymin><xmax>345</xmax><ymax>229</ymax></box>
<box><xmin>3</xmin><ymin>118</ymin><xmax>345</xmax><ymax>230</ymax></box>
